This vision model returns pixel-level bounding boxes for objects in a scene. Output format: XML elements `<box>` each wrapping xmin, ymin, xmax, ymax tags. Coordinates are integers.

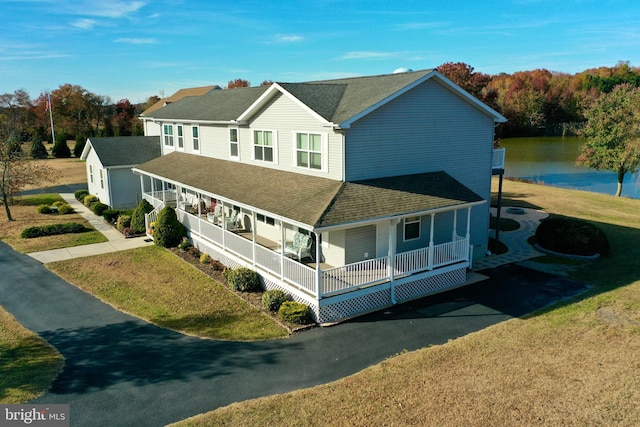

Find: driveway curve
<box><xmin>0</xmin><ymin>241</ymin><xmax>587</xmax><ymax>426</ymax></box>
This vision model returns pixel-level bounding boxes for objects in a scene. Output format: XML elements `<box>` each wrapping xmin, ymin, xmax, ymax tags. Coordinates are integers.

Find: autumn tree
<box><xmin>227</xmin><ymin>79</ymin><xmax>250</xmax><ymax>89</ymax></box>
<box><xmin>578</xmin><ymin>84</ymin><xmax>640</xmax><ymax>197</ymax></box>
<box><xmin>437</xmin><ymin>62</ymin><xmax>493</xmax><ymax>103</ymax></box>
<box><xmin>114</xmin><ymin>99</ymin><xmax>136</xmax><ymax>136</ymax></box>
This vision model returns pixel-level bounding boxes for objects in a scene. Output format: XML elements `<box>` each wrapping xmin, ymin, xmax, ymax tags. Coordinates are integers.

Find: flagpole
<box><xmin>47</xmin><ymin>92</ymin><xmax>56</xmax><ymax>144</ymax></box>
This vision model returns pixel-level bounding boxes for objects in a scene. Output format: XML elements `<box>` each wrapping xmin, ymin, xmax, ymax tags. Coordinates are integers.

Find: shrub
<box><xmin>223</xmin><ymin>267</ymin><xmax>261</xmax><ymax>292</ymax></box>
<box><xmin>262</xmin><ymin>290</ymin><xmax>292</xmax><ymax>312</ymax></box>
<box><xmin>30</xmin><ymin>137</ymin><xmax>49</xmax><ymax>159</ymax></box>
<box><xmin>36</xmin><ymin>204</ymin><xmax>52</xmax><ymax>214</ymax></box>
<box><xmin>83</xmin><ymin>194</ymin><xmax>98</xmax><ymax>207</ymax></box>
<box><xmin>210</xmin><ymin>259</ymin><xmax>225</xmax><ymax>271</ymax></box>
<box><xmin>52</xmin><ymin>201</ymin><xmax>65</xmax><ymax>207</ymax></box>
<box><xmin>57</xmin><ymin>204</ymin><xmax>75</xmax><ymax>215</ymax></box>
<box><xmin>199</xmin><ymin>253</ymin><xmax>210</xmax><ymax>264</ymax></box>
<box><xmin>178</xmin><ymin>237</ymin><xmax>191</xmax><ymax>252</ymax></box>
<box><xmin>21</xmin><ymin>222</ymin><xmax>89</xmax><ymax>238</ymax></box>
<box><xmin>130</xmin><ymin>199</ymin><xmax>154</xmax><ymax>234</ymax></box>
<box><xmin>92</xmin><ymin>202</ymin><xmax>109</xmax><ymax>216</ymax></box>
<box><xmin>153</xmin><ymin>206</ymin><xmax>185</xmax><ymax>248</ymax></box>
<box><xmin>122</xmin><ymin>227</ymin><xmax>135</xmax><ymax>238</ymax></box>
<box><xmin>277</xmin><ymin>301</ymin><xmax>312</xmax><ymax>325</ymax></box>
<box><xmin>74</xmin><ymin>189</ymin><xmax>89</xmax><ymax>201</ymax></box>
<box><xmin>116</xmin><ymin>215</ymin><xmax>131</xmax><ymax>231</ymax></box>
<box><xmin>102</xmin><ymin>209</ymin><xmax>120</xmax><ymax>223</ymax></box>
<box><xmin>536</xmin><ymin>217</ymin><xmax>610</xmax><ymax>257</ymax></box>
<box><xmin>52</xmin><ymin>138</ymin><xmax>71</xmax><ymax>158</ymax></box>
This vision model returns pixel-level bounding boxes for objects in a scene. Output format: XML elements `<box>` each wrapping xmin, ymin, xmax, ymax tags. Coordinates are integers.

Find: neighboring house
<box><xmin>81</xmin><ymin>136</ymin><xmax>161</xmax><ymax>209</ymax></box>
<box><xmin>133</xmin><ymin>69</ymin><xmax>507</xmax><ymax>323</ymax></box>
<box><xmin>140</xmin><ymin>85</ymin><xmax>220</xmax><ymax>135</ymax></box>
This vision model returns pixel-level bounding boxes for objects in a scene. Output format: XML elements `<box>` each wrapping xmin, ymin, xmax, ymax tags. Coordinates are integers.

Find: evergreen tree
<box><xmin>130</xmin><ymin>198</ymin><xmax>153</xmax><ymax>233</ymax></box>
<box><xmin>30</xmin><ymin>135</ymin><xmax>49</xmax><ymax>159</ymax></box>
<box><xmin>153</xmin><ymin>206</ymin><xmax>185</xmax><ymax>247</ymax></box>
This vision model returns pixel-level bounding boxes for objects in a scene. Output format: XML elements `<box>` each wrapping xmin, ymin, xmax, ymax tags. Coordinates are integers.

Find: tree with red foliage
<box><xmin>227</xmin><ymin>79</ymin><xmax>250</xmax><ymax>89</ymax></box>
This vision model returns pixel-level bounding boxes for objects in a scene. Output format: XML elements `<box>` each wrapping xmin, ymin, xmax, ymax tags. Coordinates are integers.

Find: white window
<box><xmin>253</xmin><ymin>130</ymin><xmax>274</xmax><ymax>162</ymax></box>
<box><xmin>99</xmin><ymin>169</ymin><xmax>104</xmax><ymax>189</ymax></box>
<box><xmin>163</xmin><ymin>124</ymin><xmax>174</xmax><ymax>147</ymax></box>
<box><xmin>403</xmin><ymin>216</ymin><xmax>420</xmax><ymax>241</ymax></box>
<box><xmin>192</xmin><ymin>126</ymin><xmax>199</xmax><ymax>152</ymax></box>
<box><xmin>229</xmin><ymin>128</ymin><xmax>239</xmax><ymax>159</ymax></box>
<box><xmin>89</xmin><ymin>164</ymin><xmax>94</xmax><ymax>183</ymax></box>
<box><xmin>296</xmin><ymin>132</ymin><xmax>323</xmax><ymax>170</ymax></box>
<box><xmin>177</xmin><ymin>125</ymin><xmax>184</xmax><ymax>149</ymax></box>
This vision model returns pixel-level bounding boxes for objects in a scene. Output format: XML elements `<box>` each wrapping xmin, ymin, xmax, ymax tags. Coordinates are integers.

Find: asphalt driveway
<box><xmin>0</xmin><ymin>241</ymin><xmax>587</xmax><ymax>426</ymax></box>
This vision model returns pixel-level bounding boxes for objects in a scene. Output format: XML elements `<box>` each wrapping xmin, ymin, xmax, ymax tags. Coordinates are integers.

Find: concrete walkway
<box><xmin>473</xmin><ymin>207</ymin><xmax>549</xmax><ymax>271</ymax></box>
<box><xmin>27</xmin><ymin>194</ymin><xmax>152</xmax><ymax>263</ymax></box>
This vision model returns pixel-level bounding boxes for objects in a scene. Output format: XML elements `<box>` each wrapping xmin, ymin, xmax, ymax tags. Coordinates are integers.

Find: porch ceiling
<box><xmin>135</xmin><ymin>153</ymin><xmax>483</xmax><ymax>229</ymax></box>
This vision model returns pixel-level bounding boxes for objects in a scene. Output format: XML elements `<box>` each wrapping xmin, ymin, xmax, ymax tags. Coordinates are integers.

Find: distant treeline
<box><xmin>436</xmin><ymin>61</ymin><xmax>640</xmax><ymax>138</ymax></box>
<box><xmin>2</xmin><ymin>61</ymin><xmax>640</xmax><ymax>146</ymax></box>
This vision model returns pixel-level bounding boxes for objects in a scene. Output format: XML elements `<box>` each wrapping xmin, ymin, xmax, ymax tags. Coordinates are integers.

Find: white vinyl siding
<box><xmin>344</xmin><ymin>78</ymin><xmax>495</xmax><ymax>254</ymax></box>
<box><xmin>246</xmin><ymin>92</ymin><xmax>343</xmax><ymax>180</ymax></box>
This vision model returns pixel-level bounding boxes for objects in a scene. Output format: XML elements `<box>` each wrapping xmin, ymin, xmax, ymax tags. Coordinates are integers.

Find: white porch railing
<box><xmin>145</xmin><ymin>191</ymin><xmax>470</xmax><ymax>300</ymax></box>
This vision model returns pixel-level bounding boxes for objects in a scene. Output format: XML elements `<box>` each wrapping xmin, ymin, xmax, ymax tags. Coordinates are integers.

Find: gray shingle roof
<box><xmin>134</xmin><ymin>152</ymin><xmax>482</xmax><ymax>228</ymax></box>
<box><xmin>144</xmin><ymin>86</ymin><xmax>270</xmax><ymax>121</ymax></box>
<box><xmin>87</xmin><ymin>136</ymin><xmax>161</xmax><ymax>167</ymax></box>
<box><xmin>142</xmin><ymin>69</ymin><xmax>435</xmax><ymax>125</ymax></box>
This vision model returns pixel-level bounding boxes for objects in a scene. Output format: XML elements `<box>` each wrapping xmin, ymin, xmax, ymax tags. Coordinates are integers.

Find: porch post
<box><xmin>314</xmin><ymin>231</ymin><xmax>321</xmax><ymax>299</ymax></box>
<box><xmin>428</xmin><ymin>213</ymin><xmax>435</xmax><ymax>270</ymax></box>
<box><xmin>466</xmin><ymin>206</ymin><xmax>472</xmax><ymax>262</ymax></box>
<box><xmin>389</xmin><ymin>219</ymin><xmax>400</xmax><ymax>304</ymax></box>
<box><xmin>452</xmin><ymin>209</ymin><xmax>458</xmax><ymax>240</ymax></box>
<box><xmin>279</xmin><ymin>221</ymin><xmax>285</xmax><ymax>280</ymax></box>
<box><xmin>251</xmin><ymin>211</ymin><xmax>257</xmax><ymax>267</ymax></box>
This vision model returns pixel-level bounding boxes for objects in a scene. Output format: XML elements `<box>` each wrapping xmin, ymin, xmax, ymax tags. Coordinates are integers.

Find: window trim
<box><xmin>403</xmin><ymin>216</ymin><xmax>421</xmax><ymax>242</ymax></box>
<box><xmin>229</xmin><ymin>127</ymin><xmax>239</xmax><ymax>160</ymax></box>
<box><xmin>252</xmin><ymin>129</ymin><xmax>277</xmax><ymax>164</ymax></box>
<box><xmin>191</xmin><ymin>125</ymin><xmax>200</xmax><ymax>152</ymax></box>
<box><xmin>163</xmin><ymin>124</ymin><xmax>174</xmax><ymax>148</ymax></box>
<box><xmin>99</xmin><ymin>169</ymin><xmax>104</xmax><ymax>189</ymax></box>
<box><xmin>293</xmin><ymin>131</ymin><xmax>327</xmax><ymax>172</ymax></box>
<box><xmin>176</xmin><ymin>124</ymin><xmax>184</xmax><ymax>150</ymax></box>
<box><xmin>89</xmin><ymin>164</ymin><xmax>94</xmax><ymax>183</ymax></box>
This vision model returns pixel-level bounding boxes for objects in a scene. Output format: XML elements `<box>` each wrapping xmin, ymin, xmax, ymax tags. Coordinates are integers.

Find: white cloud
<box><xmin>68</xmin><ymin>0</ymin><xmax>147</xmax><ymax>18</ymax></box>
<box><xmin>114</xmin><ymin>37</ymin><xmax>157</xmax><ymax>44</ymax></box>
<box><xmin>275</xmin><ymin>34</ymin><xmax>304</xmax><ymax>43</ymax></box>
<box><xmin>72</xmin><ymin>18</ymin><xmax>98</xmax><ymax>29</ymax></box>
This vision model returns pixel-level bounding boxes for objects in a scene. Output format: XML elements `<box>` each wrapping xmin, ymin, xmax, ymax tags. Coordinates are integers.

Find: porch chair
<box><xmin>222</xmin><ymin>210</ymin><xmax>241</xmax><ymax>231</ymax></box>
<box><xmin>284</xmin><ymin>232</ymin><xmax>313</xmax><ymax>261</ymax></box>
<box><xmin>206</xmin><ymin>205</ymin><xmax>222</xmax><ymax>224</ymax></box>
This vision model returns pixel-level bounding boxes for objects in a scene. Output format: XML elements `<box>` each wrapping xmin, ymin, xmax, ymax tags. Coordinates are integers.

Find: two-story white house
<box><xmin>133</xmin><ymin>69</ymin><xmax>507</xmax><ymax>323</ymax></box>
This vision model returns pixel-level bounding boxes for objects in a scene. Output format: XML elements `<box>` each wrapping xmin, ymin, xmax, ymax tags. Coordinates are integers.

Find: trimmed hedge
<box><xmin>74</xmin><ymin>189</ymin><xmax>89</xmax><ymax>202</ymax></box>
<box><xmin>277</xmin><ymin>301</ymin><xmax>312</xmax><ymax>324</ymax></box>
<box><xmin>116</xmin><ymin>215</ymin><xmax>131</xmax><ymax>231</ymax></box>
<box><xmin>21</xmin><ymin>222</ymin><xmax>90</xmax><ymax>238</ymax></box>
<box><xmin>130</xmin><ymin>199</ymin><xmax>153</xmax><ymax>233</ymax></box>
<box><xmin>223</xmin><ymin>267</ymin><xmax>261</xmax><ymax>292</ymax></box>
<box><xmin>37</xmin><ymin>205</ymin><xmax>52</xmax><ymax>214</ymax></box>
<box><xmin>262</xmin><ymin>290</ymin><xmax>292</xmax><ymax>312</ymax></box>
<box><xmin>57</xmin><ymin>204</ymin><xmax>74</xmax><ymax>215</ymax></box>
<box><xmin>536</xmin><ymin>217</ymin><xmax>610</xmax><ymax>257</ymax></box>
<box><xmin>83</xmin><ymin>195</ymin><xmax>98</xmax><ymax>207</ymax></box>
<box><xmin>102</xmin><ymin>209</ymin><xmax>120</xmax><ymax>223</ymax></box>
<box><xmin>92</xmin><ymin>202</ymin><xmax>109</xmax><ymax>216</ymax></box>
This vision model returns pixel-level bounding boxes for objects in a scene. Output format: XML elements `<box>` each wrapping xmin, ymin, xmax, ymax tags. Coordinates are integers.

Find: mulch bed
<box><xmin>169</xmin><ymin>247</ymin><xmax>314</xmax><ymax>334</ymax></box>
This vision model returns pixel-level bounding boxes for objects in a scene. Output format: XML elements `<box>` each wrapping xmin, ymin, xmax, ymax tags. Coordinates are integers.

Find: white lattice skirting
<box><xmin>190</xmin><ymin>235</ymin><xmax>467</xmax><ymax>324</ymax></box>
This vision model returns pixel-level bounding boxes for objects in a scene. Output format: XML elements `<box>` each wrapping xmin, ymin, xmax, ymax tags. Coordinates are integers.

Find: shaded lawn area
<box><xmin>172</xmin><ymin>179</ymin><xmax>640</xmax><ymax>427</ymax></box>
<box><xmin>47</xmin><ymin>246</ymin><xmax>289</xmax><ymax>341</ymax></box>
<box><xmin>0</xmin><ymin>194</ymin><xmax>107</xmax><ymax>253</ymax></box>
<box><xmin>0</xmin><ymin>307</ymin><xmax>64</xmax><ymax>404</ymax></box>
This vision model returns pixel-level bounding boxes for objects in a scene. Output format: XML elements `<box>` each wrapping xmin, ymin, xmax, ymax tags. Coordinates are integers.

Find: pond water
<box><xmin>500</xmin><ymin>136</ymin><xmax>640</xmax><ymax>199</ymax></box>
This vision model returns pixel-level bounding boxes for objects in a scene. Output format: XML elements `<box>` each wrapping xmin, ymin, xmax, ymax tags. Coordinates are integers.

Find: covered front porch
<box><xmin>141</xmin><ymin>181</ymin><xmax>475</xmax><ymax>323</ymax></box>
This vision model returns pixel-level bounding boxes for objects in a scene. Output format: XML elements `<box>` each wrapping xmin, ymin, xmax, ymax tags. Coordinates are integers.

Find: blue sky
<box><xmin>1</xmin><ymin>0</ymin><xmax>638</xmax><ymax>103</ymax></box>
